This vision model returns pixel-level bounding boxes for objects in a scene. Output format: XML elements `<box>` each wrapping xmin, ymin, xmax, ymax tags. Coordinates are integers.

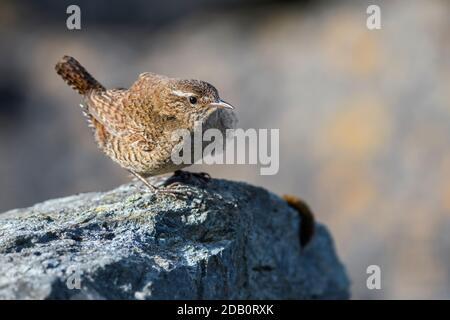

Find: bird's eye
<box><xmin>189</xmin><ymin>96</ymin><xmax>197</xmax><ymax>104</ymax></box>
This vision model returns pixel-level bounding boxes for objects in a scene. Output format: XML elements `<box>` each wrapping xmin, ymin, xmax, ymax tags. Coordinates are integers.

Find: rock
<box><xmin>0</xmin><ymin>176</ymin><xmax>350</xmax><ymax>299</ymax></box>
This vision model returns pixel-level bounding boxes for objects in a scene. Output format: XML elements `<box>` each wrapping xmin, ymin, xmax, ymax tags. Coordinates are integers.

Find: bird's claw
<box><xmin>155</xmin><ymin>184</ymin><xmax>193</xmax><ymax>199</ymax></box>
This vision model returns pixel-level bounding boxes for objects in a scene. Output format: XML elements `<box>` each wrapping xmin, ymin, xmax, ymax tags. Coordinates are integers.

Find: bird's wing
<box><xmin>85</xmin><ymin>89</ymin><xmax>146</xmax><ymax>138</ymax></box>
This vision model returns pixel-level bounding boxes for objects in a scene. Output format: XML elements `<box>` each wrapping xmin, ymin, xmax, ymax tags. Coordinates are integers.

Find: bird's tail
<box><xmin>55</xmin><ymin>55</ymin><xmax>105</xmax><ymax>95</ymax></box>
<box><xmin>283</xmin><ymin>195</ymin><xmax>315</xmax><ymax>249</ymax></box>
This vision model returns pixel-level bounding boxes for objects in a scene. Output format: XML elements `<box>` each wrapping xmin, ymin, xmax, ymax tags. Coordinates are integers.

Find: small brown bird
<box><xmin>55</xmin><ymin>55</ymin><xmax>237</xmax><ymax>195</ymax></box>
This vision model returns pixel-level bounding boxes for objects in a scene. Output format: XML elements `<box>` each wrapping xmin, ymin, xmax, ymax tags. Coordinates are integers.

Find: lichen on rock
<box><xmin>0</xmin><ymin>176</ymin><xmax>350</xmax><ymax>299</ymax></box>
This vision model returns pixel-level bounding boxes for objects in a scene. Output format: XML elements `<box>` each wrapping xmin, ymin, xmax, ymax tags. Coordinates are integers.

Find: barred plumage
<box><xmin>55</xmin><ymin>56</ymin><xmax>105</xmax><ymax>95</ymax></box>
<box><xmin>55</xmin><ymin>55</ymin><xmax>237</xmax><ymax>195</ymax></box>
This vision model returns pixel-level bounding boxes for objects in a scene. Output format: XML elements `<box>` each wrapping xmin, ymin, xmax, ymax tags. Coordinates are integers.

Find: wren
<box><xmin>55</xmin><ymin>55</ymin><xmax>237</xmax><ymax>195</ymax></box>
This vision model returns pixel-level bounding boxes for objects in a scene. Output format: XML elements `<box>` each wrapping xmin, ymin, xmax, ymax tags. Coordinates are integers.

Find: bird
<box><xmin>55</xmin><ymin>55</ymin><xmax>237</xmax><ymax>196</ymax></box>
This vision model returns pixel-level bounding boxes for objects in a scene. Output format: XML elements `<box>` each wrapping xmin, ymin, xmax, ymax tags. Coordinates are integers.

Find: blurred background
<box><xmin>1</xmin><ymin>0</ymin><xmax>449</xmax><ymax>299</ymax></box>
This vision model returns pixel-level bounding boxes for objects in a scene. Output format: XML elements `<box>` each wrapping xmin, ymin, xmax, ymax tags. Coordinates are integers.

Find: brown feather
<box><xmin>55</xmin><ymin>55</ymin><xmax>105</xmax><ymax>95</ymax></box>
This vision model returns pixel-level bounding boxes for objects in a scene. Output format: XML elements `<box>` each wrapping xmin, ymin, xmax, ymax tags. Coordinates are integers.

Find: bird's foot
<box><xmin>154</xmin><ymin>184</ymin><xmax>192</xmax><ymax>199</ymax></box>
<box><xmin>137</xmin><ymin>180</ymin><xmax>192</xmax><ymax>199</ymax></box>
<box><xmin>155</xmin><ymin>170</ymin><xmax>212</xmax><ymax>198</ymax></box>
<box><xmin>129</xmin><ymin>170</ymin><xmax>191</xmax><ymax>199</ymax></box>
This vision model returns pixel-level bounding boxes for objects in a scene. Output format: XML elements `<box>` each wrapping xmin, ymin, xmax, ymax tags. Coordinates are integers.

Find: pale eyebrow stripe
<box><xmin>171</xmin><ymin>90</ymin><xmax>194</xmax><ymax>97</ymax></box>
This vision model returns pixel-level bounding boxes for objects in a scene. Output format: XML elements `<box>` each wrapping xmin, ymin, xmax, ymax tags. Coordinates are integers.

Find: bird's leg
<box><xmin>129</xmin><ymin>170</ymin><xmax>191</xmax><ymax>197</ymax></box>
<box><xmin>129</xmin><ymin>170</ymin><xmax>157</xmax><ymax>192</ymax></box>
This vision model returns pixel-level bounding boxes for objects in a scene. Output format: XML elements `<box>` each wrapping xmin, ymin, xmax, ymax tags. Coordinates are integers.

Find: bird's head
<box><xmin>162</xmin><ymin>78</ymin><xmax>234</xmax><ymax>121</ymax></box>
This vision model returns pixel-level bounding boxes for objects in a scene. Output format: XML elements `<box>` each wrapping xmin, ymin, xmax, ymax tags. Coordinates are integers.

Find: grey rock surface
<box><xmin>0</xmin><ymin>176</ymin><xmax>349</xmax><ymax>299</ymax></box>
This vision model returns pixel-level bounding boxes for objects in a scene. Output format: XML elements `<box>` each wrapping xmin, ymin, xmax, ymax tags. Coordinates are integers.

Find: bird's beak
<box><xmin>209</xmin><ymin>100</ymin><xmax>235</xmax><ymax>110</ymax></box>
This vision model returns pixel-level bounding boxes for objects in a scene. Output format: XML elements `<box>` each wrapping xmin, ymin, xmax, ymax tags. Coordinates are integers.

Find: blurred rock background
<box><xmin>1</xmin><ymin>0</ymin><xmax>449</xmax><ymax>299</ymax></box>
